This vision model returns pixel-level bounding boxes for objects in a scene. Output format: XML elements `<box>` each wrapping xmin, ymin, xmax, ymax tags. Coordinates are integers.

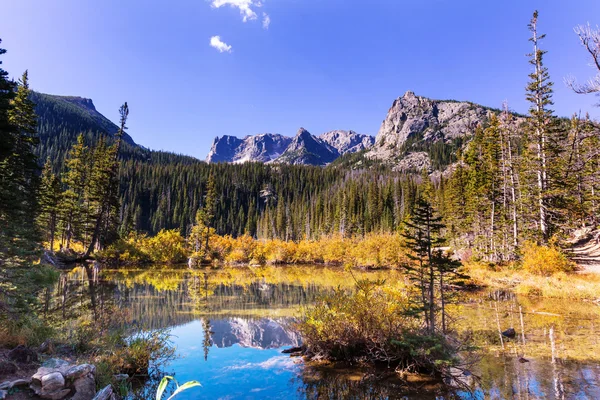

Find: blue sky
<box><xmin>2</xmin><ymin>0</ymin><xmax>600</xmax><ymax>158</ymax></box>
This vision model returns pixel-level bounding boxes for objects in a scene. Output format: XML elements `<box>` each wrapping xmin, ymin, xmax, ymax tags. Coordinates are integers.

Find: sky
<box><xmin>2</xmin><ymin>0</ymin><xmax>600</xmax><ymax>159</ymax></box>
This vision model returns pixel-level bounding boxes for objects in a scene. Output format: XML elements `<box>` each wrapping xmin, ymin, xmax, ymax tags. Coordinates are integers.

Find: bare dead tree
<box><xmin>566</xmin><ymin>24</ymin><xmax>600</xmax><ymax>98</ymax></box>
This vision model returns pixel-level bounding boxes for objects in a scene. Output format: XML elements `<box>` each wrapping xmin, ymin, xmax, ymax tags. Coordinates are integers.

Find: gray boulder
<box><xmin>93</xmin><ymin>385</ymin><xmax>116</xmax><ymax>400</ymax></box>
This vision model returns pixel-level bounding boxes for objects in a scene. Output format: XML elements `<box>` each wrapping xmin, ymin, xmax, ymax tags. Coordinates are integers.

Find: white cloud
<box><xmin>211</xmin><ymin>0</ymin><xmax>260</xmax><ymax>22</ymax></box>
<box><xmin>224</xmin><ymin>356</ymin><xmax>297</xmax><ymax>371</ymax></box>
<box><xmin>262</xmin><ymin>12</ymin><xmax>271</xmax><ymax>29</ymax></box>
<box><xmin>209</xmin><ymin>36</ymin><xmax>233</xmax><ymax>53</ymax></box>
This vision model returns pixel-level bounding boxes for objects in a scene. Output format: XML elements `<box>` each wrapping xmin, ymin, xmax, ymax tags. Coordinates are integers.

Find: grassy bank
<box><xmin>465</xmin><ymin>262</ymin><xmax>600</xmax><ymax>300</ymax></box>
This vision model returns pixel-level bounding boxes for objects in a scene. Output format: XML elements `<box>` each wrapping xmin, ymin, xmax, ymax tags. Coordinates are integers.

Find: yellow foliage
<box><xmin>521</xmin><ymin>241</ymin><xmax>575</xmax><ymax>276</ymax></box>
<box><xmin>143</xmin><ymin>229</ymin><xmax>188</xmax><ymax>264</ymax></box>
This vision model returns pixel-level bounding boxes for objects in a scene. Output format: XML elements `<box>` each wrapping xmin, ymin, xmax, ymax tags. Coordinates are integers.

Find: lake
<box><xmin>47</xmin><ymin>266</ymin><xmax>600</xmax><ymax>399</ymax></box>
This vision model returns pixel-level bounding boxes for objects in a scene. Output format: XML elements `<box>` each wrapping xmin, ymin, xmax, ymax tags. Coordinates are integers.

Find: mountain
<box><xmin>275</xmin><ymin>128</ymin><xmax>339</xmax><ymax>166</ymax></box>
<box><xmin>206</xmin><ymin>133</ymin><xmax>291</xmax><ymax>163</ymax></box>
<box><xmin>32</xmin><ymin>92</ymin><xmax>136</xmax><ymax>145</ymax></box>
<box><xmin>366</xmin><ymin>91</ymin><xmax>493</xmax><ymax>170</ymax></box>
<box><xmin>319</xmin><ymin>130</ymin><xmax>375</xmax><ymax>154</ymax></box>
<box><xmin>32</xmin><ymin>91</ymin><xmax>145</xmax><ymax>166</ymax></box>
<box><xmin>210</xmin><ymin>318</ymin><xmax>301</xmax><ymax>349</ymax></box>
<box><xmin>206</xmin><ymin>130</ymin><xmax>374</xmax><ymax>165</ymax></box>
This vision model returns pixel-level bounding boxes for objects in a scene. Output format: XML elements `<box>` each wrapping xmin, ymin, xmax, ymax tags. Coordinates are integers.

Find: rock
<box><xmin>393</xmin><ymin>151</ymin><xmax>431</xmax><ymax>172</ymax></box>
<box><xmin>0</xmin><ymin>389</ymin><xmax>6</xmax><ymax>400</ymax></box>
<box><xmin>71</xmin><ymin>373</ymin><xmax>96</xmax><ymax>400</ymax></box>
<box><xmin>41</xmin><ymin>372</ymin><xmax>65</xmax><ymax>392</ymax></box>
<box><xmin>281</xmin><ymin>346</ymin><xmax>303</xmax><ymax>354</ymax></box>
<box><xmin>0</xmin><ymin>361</ymin><xmax>17</xmax><ymax>376</ymax></box>
<box><xmin>42</xmin><ymin>358</ymin><xmax>71</xmax><ymax>369</ymax></box>
<box><xmin>0</xmin><ymin>378</ymin><xmax>31</xmax><ymax>390</ymax></box>
<box><xmin>502</xmin><ymin>327</ymin><xmax>517</xmax><ymax>338</ymax></box>
<box><xmin>319</xmin><ymin>130</ymin><xmax>375</xmax><ymax>155</ymax></box>
<box><xmin>39</xmin><ymin>388</ymin><xmax>72</xmax><ymax>400</ymax></box>
<box><xmin>113</xmin><ymin>374</ymin><xmax>129</xmax><ymax>382</ymax></box>
<box><xmin>206</xmin><ymin>133</ymin><xmax>292</xmax><ymax>164</ymax></box>
<box><xmin>39</xmin><ymin>340</ymin><xmax>55</xmax><ymax>354</ymax></box>
<box><xmin>92</xmin><ymin>385</ymin><xmax>114</xmax><ymax>400</ymax></box>
<box><xmin>8</xmin><ymin>345</ymin><xmax>38</xmax><ymax>363</ymax></box>
<box><xmin>65</xmin><ymin>364</ymin><xmax>95</xmax><ymax>380</ymax></box>
<box><xmin>276</xmin><ymin>128</ymin><xmax>339</xmax><ymax>166</ymax></box>
<box><xmin>365</xmin><ymin>91</ymin><xmax>524</xmax><ymax>170</ymax></box>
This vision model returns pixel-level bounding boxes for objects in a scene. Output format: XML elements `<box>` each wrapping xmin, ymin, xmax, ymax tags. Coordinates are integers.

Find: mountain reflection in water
<box><xmin>45</xmin><ymin>266</ymin><xmax>600</xmax><ymax>399</ymax></box>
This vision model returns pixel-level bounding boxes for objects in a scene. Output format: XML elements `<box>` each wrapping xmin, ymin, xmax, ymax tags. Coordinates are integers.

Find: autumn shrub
<box><xmin>225</xmin><ymin>234</ymin><xmax>256</xmax><ymax>263</ymax></box>
<box><xmin>99</xmin><ymin>232</ymin><xmax>152</xmax><ymax>266</ymax></box>
<box><xmin>262</xmin><ymin>239</ymin><xmax>297</xmax><ymax>264</ymax></box>
<box><xmin>294</xmin><ymin>238</ymin><xmax>325</xmax><ymax>263</ymax></box>
<box><xmin>320</xmin><ymin>235</ymin><xmax>350</xmax><ymax>264</ymax></box>
<box><xmin>521</xmin><ymin>241</ymin><xmax>575</xmax><ymax>276</ymax></box>
<box><xmin>208</xmin><ymin>234</ymin><xmax>234</xmax><ymax>261</ymax></box>
<box><xmin>144</xmin><ymin>229</ymin><xmax>188</xmax><ymax>264</ymax></box>
<box><xmin>297</xmin><ymin>279</ymin><xmax>460</xmax><ymax>374</ymax></box>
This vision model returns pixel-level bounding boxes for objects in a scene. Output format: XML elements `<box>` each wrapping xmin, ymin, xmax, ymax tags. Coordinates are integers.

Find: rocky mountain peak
<box><xmin>61</xmin><ymin>96</ymin><xmax>97</xmax><ymax>112</ymax></box>
<box><xmin>276</xmin><ymin>128</ymin><xmax>339</xmax><ymax>166</ymax></box>
<box><xmin>319</xmin><ymin>130</ymin><xmax>375</xmax><ymax>154</ymax></box>
<box><xmin>367</xmin><ymin>92</ymin><xmax>492</xmax><ymax>169</ymax></box>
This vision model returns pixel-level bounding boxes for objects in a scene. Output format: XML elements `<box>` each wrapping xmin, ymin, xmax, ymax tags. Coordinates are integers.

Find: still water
<box><xmin>48</xmin><ymin>266</ymin><xmax>600</xmax><ymax>399</ymax></box>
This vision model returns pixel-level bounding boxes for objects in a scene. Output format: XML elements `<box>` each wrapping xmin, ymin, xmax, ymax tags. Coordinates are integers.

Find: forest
<box><xmin>1</xmin><ymin>8</ymin><xmax>600</xmax><ymax>399</ymax></box>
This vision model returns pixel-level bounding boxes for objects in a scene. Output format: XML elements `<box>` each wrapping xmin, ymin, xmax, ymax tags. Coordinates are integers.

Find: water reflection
<box><xmin>44</xmin><ymin>266</ymin><xmax>600</xmax><ymax>399</ymax></box>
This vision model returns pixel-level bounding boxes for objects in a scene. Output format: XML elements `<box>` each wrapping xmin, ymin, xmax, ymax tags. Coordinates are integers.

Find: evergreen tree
<box><xmin>0</xmin><ymin>39</ymin><xmax>15</xmax><ymax>164</ymax></box>
<box><xmin>0</xmin><ymin>70</ymin><xmax>39</xmax><ymax>239</ymax></box>
<box><xmin>525</xmin><ymin>10</ymin><xmax>561</xmax><ymax>242</ymax></box>
<box><xmin>84</xmin><ymin>103</ymin><xmax>128</xmax><ymax>257</ymax></box>
<box><xmin>38</xmin><ymin>160</ymin><xmax>62</xmax><ymax>250</ymax></box>
<box><xmin>403</xmin><ymin>196</ymin><xmax>465</xmax><ymax>334</ymax></box>
<box><xmin>60</xmin><ymin>134</ymin><xmax>90</xmax><ymax>249</ymax></box>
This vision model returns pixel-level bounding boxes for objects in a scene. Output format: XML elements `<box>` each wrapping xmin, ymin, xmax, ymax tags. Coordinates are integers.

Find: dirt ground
<box><xmin>569</xmin><ymin>230</ymin><xmax>600</xmax><ymax>273</ymax></box>
<box><xmin>0</xmin><ymin>348</ymin><xmax>40</xmax><ymax>399</ymax></box>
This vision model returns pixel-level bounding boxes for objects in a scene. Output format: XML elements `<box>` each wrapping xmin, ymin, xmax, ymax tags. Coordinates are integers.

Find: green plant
<box><xmin>156</xmin><ymin>376</ymin><xmax>201</xmax><ymax>400</ymax></box>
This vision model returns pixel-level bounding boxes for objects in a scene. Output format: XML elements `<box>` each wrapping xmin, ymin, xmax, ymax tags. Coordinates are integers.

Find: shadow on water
<box><xmin>43</xmin><ymin>265</ymin><xmax>600</xmax><ymax>399</ymax></box>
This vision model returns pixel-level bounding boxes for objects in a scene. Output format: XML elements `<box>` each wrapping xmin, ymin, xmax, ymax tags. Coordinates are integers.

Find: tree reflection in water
<box><xmin>43</xmin><ymin>266</ymin><xmax>600</xmax><ymax>399</ymax></box>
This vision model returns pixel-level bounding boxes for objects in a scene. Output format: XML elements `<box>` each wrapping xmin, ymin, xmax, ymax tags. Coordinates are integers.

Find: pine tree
<box><xmin>84</xmin><ymin>103</ymin><xmax>128</xmax><ymax>257</ymax></box>
<box><xmin>0</xmin><ymin>39</ymin><xmax>15</xmax><ymax>164</ymax></box>
<box><xmin>525</xmin><ymin>10</ymin><xmax>560</xmax><ymax>242</ymax></box>
<box><xmin>0</xmin><ymin>70</ymin><xmax>39</xmax><ymax>239</ymax></box>
<box><xmin>61</xmin><ymin>134</ymin><xmax>90</xmax><ymax>249</ymax></box>
<box><xmin>403</xmin><ymin>196</ymin><xmax>464</xmax><ymax>334</ymax></box>
<box><xmin>38</xmin><ymin>160</ymin><xmax>62</xmax><ymax>250</ymax></box>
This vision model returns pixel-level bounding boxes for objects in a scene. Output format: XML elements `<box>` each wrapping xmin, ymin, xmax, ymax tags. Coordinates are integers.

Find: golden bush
<box><xmin>521</xmin><ymin>241</ymin><xmax>575</xmax><ymax>276</ymax></box>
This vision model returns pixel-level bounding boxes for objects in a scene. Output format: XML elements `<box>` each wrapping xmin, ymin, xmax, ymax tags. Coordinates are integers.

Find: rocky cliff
<box><xmin>206</xmin><ymin>134</ymin><xmax>292</xmax><ymax>163</ymax></box>
<box><xmin>206</xmin><ymin>128</ymin><xmax>373</xmax><ymax>166</ymax></box>
<box><xmin>319</xmin><ymin>130</ymin><xmax>375</xmax><ymax>154</ymax></box>
<box><xmin>210</xmin><ymin>318</ymin><xmax>301</xmax><ymax>349</ymax></box>
<box><xmin>275</xmin><ymin>128</ymin><xmax>339</xmax><ymax>166</ymax></box>
<box><xmin>366</xmin><ymin>91</ymin><xmax>492</xmax><ymax>169</ymax></box>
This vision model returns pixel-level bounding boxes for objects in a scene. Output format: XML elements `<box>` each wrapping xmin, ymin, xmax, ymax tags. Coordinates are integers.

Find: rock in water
<box><xmin>502</xmin><ymin>327</ymin><xmax>517</xmax><ymax>338</ymax></box>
